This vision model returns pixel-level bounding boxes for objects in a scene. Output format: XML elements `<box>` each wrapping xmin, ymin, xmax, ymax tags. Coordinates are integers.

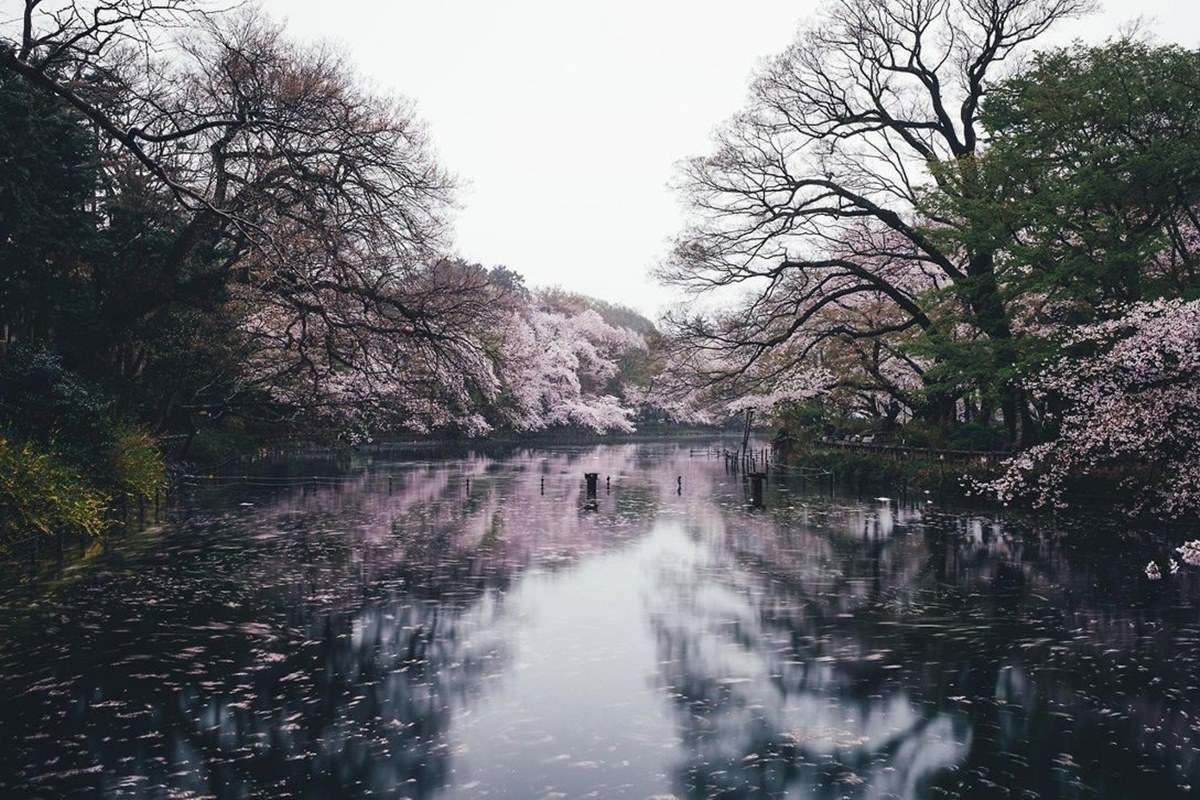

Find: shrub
<box><xmin>774</xmin><ymin>400</ymin><xmax>830</xmax><ymax>445</ymax></box>
<box><xmin>0</xmin><ymin>434</ymin><xmax>109</xmax><ymax>557</ymax></box>
<box><xmin>0</xmin><ymin>347</ymin><xmax>166</xmax><ymax>552</ymax></box>
<box><xmin>185</xmin><ymin>420</ymin><xmax>264</xmax><ymax>465</ymax></box>
<box><xmin>895</xmin><ymin>420</ymin><xmax>951</xmax><ymax>449</ymax></box>
<box><xmin>107</xmin><ymin>424</ymin><xmax>166</xmax><ymax>503</ymax></box>
<box><xmin>947</xmin><ymin>422</ymin><xmax>1009</xmax><ymax>452</ymax></box>
<box><xmin>1</xmin><ymin>344</ymin><xmax>166</xmax><ymax>494</ymax></box>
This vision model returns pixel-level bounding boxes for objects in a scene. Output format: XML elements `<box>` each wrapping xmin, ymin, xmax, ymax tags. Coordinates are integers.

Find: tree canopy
<box><xmin>652</xmin><ymin>0</ymin><xmax>1200</xmax><ymax>513</ymax></box>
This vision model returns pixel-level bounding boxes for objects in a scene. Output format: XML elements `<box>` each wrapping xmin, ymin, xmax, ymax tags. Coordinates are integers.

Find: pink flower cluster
<box><xmin>495</xmin><ymin>300</ymin><xmax>645</xmax><ymax>434</ymax></box>
<box><xmin>983</xmin><ymin>299</ymin><xmax>1200</xmax><ymax>518</ymax></box>
<box><xmin>1146</xmin><ymin>540</ymin><xmax>1200</xmax><ymax>581</ymax></box>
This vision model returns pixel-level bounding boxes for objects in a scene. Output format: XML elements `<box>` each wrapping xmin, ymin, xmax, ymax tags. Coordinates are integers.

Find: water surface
<box><xmin>1</xmin><ymin>440</ymin><xmax>1198</xmax><ymax>799</ymax></box>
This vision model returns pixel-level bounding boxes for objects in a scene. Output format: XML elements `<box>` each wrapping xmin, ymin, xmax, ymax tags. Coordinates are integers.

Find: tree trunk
<box><xmin>962</xmin><ymin>250</ymin><xmax>1028</xmax><ymax>448</ymax></box>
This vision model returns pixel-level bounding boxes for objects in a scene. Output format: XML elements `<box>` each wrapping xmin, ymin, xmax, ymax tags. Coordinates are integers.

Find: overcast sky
<box><xmin>260</xmin><ymin>0</ymin><xmax>1199</xmax><ymax>319</ymax></box>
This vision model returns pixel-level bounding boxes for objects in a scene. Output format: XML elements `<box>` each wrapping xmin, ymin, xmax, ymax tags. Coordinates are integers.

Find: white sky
<box><xmin>259</xmin><ymin>0</ymin><xmax>1200</xmax><ymax>318</ymax></box>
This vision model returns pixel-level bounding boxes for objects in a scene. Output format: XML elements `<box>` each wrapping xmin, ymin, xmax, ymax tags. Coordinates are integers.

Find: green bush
<box><xmin>107</xmin><ymin>424</ymin><xmax>166</xmax><ymax>503</ymax></box>
<box><xmin>774</xmin><ymin>400</ymin><xmax>830</xmax><ymax>445</ymax></box>
<box><xmin>185</xmin><ymin>420</ymin><xmax>264</xmax><ymax>465</ymax></box>
<box><xmin>946</xmin><ymin>422</ymin><xmax>1009</xmax><ymax>452</ymax></box>
<box><xmin>0</xmin><ymin>346</ymin><xmax>166</xmax><ymax>551</ymax></box>
<box><xmin>895</xmin><ymin>420</ymin><xmax>951</xmax><ymax>449</ymax></box>
<box><xmin>0</xmin><ymin>434</ymin><xmax>109</xmax><ymax>556</ymax></box>
<box><xmin>784</xmin><ymin>444</ymin><xmax>997</xmax><ymax>494</ymax></box>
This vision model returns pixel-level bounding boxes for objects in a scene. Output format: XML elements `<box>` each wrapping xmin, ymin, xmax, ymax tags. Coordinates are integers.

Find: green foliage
<box><xmin>949</xmin><ymin>422</ymin><xmax>1010</xmax><ymax>452</ymax></box>
<box><xmin>894</xmin><ymin>420</ymin><xmax>951</xmax><ymax>450</ymax></box>
<box><xmin>936</xmin><ymin>39</ymin><xmax>1200</xmax><ymax>310</ymax></box>
<box><xmin>774</xmin><ymin>400</ymin><xmax>831</xmax><ymax>445</ymax></box>
<box><xmin>782</xmin><ymin>444</ymin><xmax>996</xmax><ymax>495</ymax></box>
<box><xmin>107</xmin><ymin>425</ymin><xmax>167</xmax><ymax>503</ymax></box>
<box><xmin>0</xmin><ymin>346</ymin><xmax>165</xmax><ymax>544</ymax></box>
<box><xmin>896</xmin><ymin>38</ymin><xmax>1200</xmax><ymax>453</ymax></box>
<box><xmin>0</xmin><ymin>71</ymin><xmax>99</xmax><ymax>344</ymax></box>
<box><xmin>0</xmin><ymin>71</ymin><xmax>248</xmax><ymax>446</ymax></box>
<box><xmin>0</xmin><ymin>434</ymin><xmax>109</xmax><ymax>556</ymax></box>
<box><xmin>0</xmin><ymin>343</ymin><xmax>114</xmax><ymax>468</ymax></box>
<box><xmin>824</xmin><ymin>414</ymin><xmax>876</xmax><ymax>439</ymax></box>
<box><xmin>185</xmin><ymin>421</ymin><xmax>265</xmax><ymax>466</ymax></box>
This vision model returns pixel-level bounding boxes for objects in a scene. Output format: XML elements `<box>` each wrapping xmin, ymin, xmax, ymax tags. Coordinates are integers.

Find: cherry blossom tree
<box><xmin>655</xmin><ymin>219</ymin><xmax>936</xmax><ymax>430</ymax></box>
<box><xmin>494</xmin><ymin>295</ymin><xmax>646</xmax><ymax>434</ymax></box>
<box><xmin>634</xmin><ymin>331</ymin><xmax>833</xmax><ymax>438</ymax></box>
<box><xmin>984</xmin><ymin>298</ymin><xmax>1200</xmax><ymax>517</ymax></box>
<box><xmin>1</xmin><ymin>4</ymin><xmax>495</xmax><ymax>442</ymax></box>
<box><xmin>237</xmin><ymin>259</ymin><xmax>505</xmax><ymax>438</ymax></box>
<box><xmin>237</xmin><ymin>267</ymin><xmax>652</xmax><ymax>438</ymax></box>
<box><xmin>1146</xmin><ymin>540</ymin><xmax>1200</xmax><ymax>581</ymax></box>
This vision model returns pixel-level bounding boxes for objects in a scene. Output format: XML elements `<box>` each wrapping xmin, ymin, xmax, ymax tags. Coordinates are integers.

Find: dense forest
<box><xmin>3</xmin><ymin>0</ymin><xmax>1200</xmax><ymax>555</ymax></box>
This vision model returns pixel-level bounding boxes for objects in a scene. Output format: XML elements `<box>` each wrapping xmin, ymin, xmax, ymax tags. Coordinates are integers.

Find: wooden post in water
<box><xmin>677</xmin><ymin>475</ymin><xmax>682</xmax><ymax>495</ymax></box>
<box><xmin>584</xmin><ymin>472</ymin><xmax>599</xmax><ymax>499</ymax></box>
<box><xmin>749</xmin><ymin>472</ymin><xmax>765</xmax><ymax>507</ymax></box>
<box><xmin>606</xmin><ymin>476</ymin><xmax>611</xmax><ymax>494</ymax></box>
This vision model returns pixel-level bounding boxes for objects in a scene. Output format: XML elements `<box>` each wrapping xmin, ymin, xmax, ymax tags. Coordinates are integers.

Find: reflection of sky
<box><xmin>644</xmin><ymin>524</ymin><xmax>972</xmax><ymax>800</ymax></box>
<box><xmin>446</xmin><ymin>528</ymin><xmax>692</xmax><ymax>798</ymax></box>
<box><xmin>1</xmin><ymin>440</ymin><xmax>1199</xmax><ymax>798</ymax></box>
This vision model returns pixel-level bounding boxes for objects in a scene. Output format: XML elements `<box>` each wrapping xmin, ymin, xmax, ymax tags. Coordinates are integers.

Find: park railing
<box><xmin>812</xmin><ymin>437</ymin><xmax>1008</xmax><ymax>462</ymax></box>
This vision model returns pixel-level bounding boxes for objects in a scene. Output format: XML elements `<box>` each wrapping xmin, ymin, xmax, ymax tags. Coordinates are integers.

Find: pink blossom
<box><xmin>981</xmin><ymin>299</ymin><xmax>1200</xmax><ymax>517</ymax></box>
<box><xmin>493</xmin><ymin>295</ymin><xmax>645</xmax><ymax>434</ymax></box>
<box><xmin>1177</xmin><ymin>540</ymin><xmax>1200</xmax><ymax>567</ymax></box>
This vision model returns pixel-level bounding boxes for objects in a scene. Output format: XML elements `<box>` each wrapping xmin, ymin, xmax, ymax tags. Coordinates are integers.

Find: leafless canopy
<box><xmin>660</xmin><ymin>0</ymin><xmax>1094</xmax><ymax>427</ymax></box>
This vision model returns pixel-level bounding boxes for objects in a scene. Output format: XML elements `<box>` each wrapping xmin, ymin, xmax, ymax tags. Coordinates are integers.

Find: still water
<box><xmin>1</xmin><ymin>440</ymin><xmax>1199</xmax><ymax>799</ymax></box>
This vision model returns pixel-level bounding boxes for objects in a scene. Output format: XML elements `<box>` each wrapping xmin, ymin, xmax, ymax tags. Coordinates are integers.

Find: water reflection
<box><xmin>0</xmin><ymin>441</ymin><xmax>1198</xmax><ymax>798</ymax></box>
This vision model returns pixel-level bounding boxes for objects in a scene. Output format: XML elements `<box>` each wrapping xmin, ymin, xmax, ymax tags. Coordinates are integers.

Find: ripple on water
<box><xmin>0</xmin><ymin>440</ymin><xmax>1198</xmax><ymax>798</ymax></box>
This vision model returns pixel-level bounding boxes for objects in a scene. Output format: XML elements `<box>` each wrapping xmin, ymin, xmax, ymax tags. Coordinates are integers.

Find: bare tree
<box><xmin>660</xmin><ymin>0</ymin><xmax>1094</xmax><ymax>443</ymax></box>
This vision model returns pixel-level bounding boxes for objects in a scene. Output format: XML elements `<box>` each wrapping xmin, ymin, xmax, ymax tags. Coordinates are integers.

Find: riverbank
<box><xmin>188</xmin><ymin>427</ymin><xmax>740</xmax><ymax>471</ymax></box>
<box><xmin>774</xmin><ymin>443</ymin><xmax>994</xmax><ymax>497</ymax></box>
<box><xmin>776</xmin><ymin>440</ymin><xmax>1167</xmax><ymax>518</ymax></box>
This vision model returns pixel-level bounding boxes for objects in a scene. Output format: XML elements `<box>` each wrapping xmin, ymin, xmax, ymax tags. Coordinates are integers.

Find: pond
<box><xmin>1</xmin><ymin>439</ymin><xmax>1198</xmax><ymax>799</ymax></box>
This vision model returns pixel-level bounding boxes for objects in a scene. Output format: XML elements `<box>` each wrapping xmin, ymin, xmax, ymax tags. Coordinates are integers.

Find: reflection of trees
<box><xmin>648</xmin><ymin>546</ymin><xmax>972</xmax><ymax>799</ymax></box>
<box><xmin>651</xmin><ymin>471</ymin><xmax>1200</xmax><ymax>798</ymax></box>
<box><xmin>0</xmin><ymin>519</ymin><xmax>509</xmax><ymax>798</ymax></box>
<box><xmin>3</xmin><ymin>443</ymin><xmax>1200</xmax><ymax>797</ymax></box>
<box><xmin>0</xmin><ymin>443</ymin><xmax>659</xmax><ymax>798</ymax></box>
<box><xmin>240</xmin><ymin>443</ymin><xmax>660</xmax><ymax>580</ymax></box>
